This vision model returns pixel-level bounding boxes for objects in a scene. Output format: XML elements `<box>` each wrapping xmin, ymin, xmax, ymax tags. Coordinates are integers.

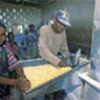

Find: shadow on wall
<box><xmin>66</xmin><ymin>27</ymin><xmax>92</xmax><ymax>57</ymax></box>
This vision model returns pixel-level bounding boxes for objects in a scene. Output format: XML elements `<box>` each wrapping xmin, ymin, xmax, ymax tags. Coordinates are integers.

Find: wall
<box><xmin>0</xmin><ymin>0</ymin><xmax>95</xmax><ymax>56</ymax></box>
<box><xmin>0</xmin><ymin>1</ymin><xmax>41</xmax><ymax>33</ymax></box>
<box><xmin>41</xmin><ymin>0</ymin><xmax>94</xmax><ymax>56</ymax></box>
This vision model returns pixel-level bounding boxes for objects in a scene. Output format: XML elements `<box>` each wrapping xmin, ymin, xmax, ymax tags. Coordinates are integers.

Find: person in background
<box><xmin>38</xmin><ymin>10</ymin><xmax>71</xmax><ymax>100</ymax></box>
<box><xmin>0</xmin><ymin>21</ymin><xmax>30</xmax><ymax>100</ymax></box>
<box><xmin>26</xmin><ymin>24</ymin><xmax>38</xmax><ymax>59</ymax></box>
<box><xmin>14</xmin><ymin>29</ymin><xmax>30</xmax><ymax>60</ymax></box>
<box><xmin>5</xmin><ymin>32</ymin><xmax>19</xmax><ymax>60</ymax></box>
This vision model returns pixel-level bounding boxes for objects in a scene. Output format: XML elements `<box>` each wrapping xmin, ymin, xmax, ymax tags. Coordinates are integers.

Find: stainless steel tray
<box><xmin>19</xmin><ymin>58</ymin><xmax>88</xmax><ymax>99</ymax></box>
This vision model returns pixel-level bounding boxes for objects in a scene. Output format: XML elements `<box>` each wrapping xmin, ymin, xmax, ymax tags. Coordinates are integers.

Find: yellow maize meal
<box><xmin>23</xmin><ymin>64</ymin><xmax>72</xmax><ymax>89</ymax></box>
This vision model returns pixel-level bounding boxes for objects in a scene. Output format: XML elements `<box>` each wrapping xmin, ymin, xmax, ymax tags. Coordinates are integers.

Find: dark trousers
<box><xmin>53</xmin><ymin>90</ymin><xmax>66</xmax><ymax>100</ymax></box>
<box><xmin>45</xmin><ymin>90</ymin><xmax>66</xmax><ymax>100</ymax></box>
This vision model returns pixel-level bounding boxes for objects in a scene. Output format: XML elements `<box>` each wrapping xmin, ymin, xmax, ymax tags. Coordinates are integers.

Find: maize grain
<box><xmin>23</xmin><ymin>64</ymin><xmax>72</xmax><ymax>89</ymax></box>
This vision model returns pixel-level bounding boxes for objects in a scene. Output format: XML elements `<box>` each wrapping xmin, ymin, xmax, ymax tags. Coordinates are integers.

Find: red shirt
<box><xmin>5</xmin><ymin>42</ymin><xmax>19</xmax><ymax>59</ymax></box>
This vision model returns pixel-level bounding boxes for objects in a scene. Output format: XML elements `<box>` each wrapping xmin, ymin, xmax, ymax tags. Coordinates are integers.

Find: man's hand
<box><xmin>15</xmin><ymin>76</ymin><xmax>31</xmax><ymax>91</ymax></box>
<box><xmin>58</xmin><ymin>60</ymin><xmax>67</xmax><ymax>67</ymax></box>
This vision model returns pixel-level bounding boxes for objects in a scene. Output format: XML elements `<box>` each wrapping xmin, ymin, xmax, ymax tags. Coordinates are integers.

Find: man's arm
<box><xmin>0</xmin><ymin>75</ymin><xmax>30</xmax><ymax>91</ymax></box>
<box><xmin>15</xmin><ymin>64</ymin><xmax>31</xmax><ymax>90</ymax></box>
<box><xmin>0</xmin><ymin>76</ymin><xmax>16</xmax><ymax>86</ymax></box>
<box><xmin>0</xmin><ymin>64</ymin><xmax>31</xmax><ymax>91</ymax></box>
<box><xmin>15</xmin><ymin>64</ymin><xmax>25</xmax><ymax>77</ymax></box>
<box><xmin>38</xmin><ymin>26</ymin><xmax>61</xmax><ymax>66</ymax></box>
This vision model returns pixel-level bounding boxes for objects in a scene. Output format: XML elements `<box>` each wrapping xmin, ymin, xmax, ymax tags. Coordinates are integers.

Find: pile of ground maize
<box><xmin>23</xmin><ymin>64</ymin><xmax>72</xmax><ymax>89</ymax></box>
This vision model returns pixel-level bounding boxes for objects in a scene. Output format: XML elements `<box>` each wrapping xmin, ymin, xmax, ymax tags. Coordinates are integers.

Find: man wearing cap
<box><xmin>38</xmin><ymin>10</ymin><xmax>71</xmax><ymax>100</ymax></box>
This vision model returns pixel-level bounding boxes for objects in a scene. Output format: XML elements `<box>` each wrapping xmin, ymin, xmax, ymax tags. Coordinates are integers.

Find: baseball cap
<box><xmin>55</xmin><ymin>10</ymin><xmax>71</xmax><ymax>26</ymax></box>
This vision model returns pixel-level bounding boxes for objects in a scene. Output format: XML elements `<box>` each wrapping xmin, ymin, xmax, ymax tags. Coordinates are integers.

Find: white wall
<box><xmin>41</xmin><ymin>0</ymin><xmax>94</xmax><ymax>28</ymax></box>
<box><xmin>0</xmin><ymin>1</ymin><xmax>41</xmax><ymax>32</ymax></box>
<box><xmin>41</xmin><ymin>0</ymin><xmax>94</xmax><ymax>55</ymax></box>
<box><xmin>0</xmin><ymin>0</ymin><xmax>95</xmax><ymax>55</ymax></box>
